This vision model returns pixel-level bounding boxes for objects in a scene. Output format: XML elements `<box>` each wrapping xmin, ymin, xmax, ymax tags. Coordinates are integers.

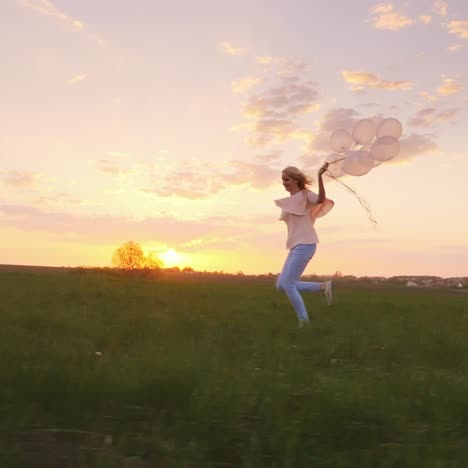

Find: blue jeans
<box><xmin>276</xmin><ymin>244</ymin><xmax>322</xmax><ymax>323</ymax></box>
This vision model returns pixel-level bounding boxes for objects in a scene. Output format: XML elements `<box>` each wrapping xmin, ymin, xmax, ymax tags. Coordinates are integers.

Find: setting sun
<box><xmin>159</xmin><ymin>249</ymin><xmax>182</xmax><ymax>268</ymax></box>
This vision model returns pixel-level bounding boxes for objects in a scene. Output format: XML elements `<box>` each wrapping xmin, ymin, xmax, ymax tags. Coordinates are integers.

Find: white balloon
<box><xmin>376</xmin><ymin>118</ymin><xmax>402</xmax><ymax>139</ymax></box>
<box><xmin>356</xmin><ymin>150</ymin><xmax>375</xmax><ymax>173</ymax></box>
<box><xmin>330</xmin><ymin>129</ymin><xmax>353</xmax><ymax>153</ymax></box>
<box><xmin>370</xmin><ymin>136</ymin><xmax>400</xmax><ymax>161</ymax></box>
<box><xmin>360</xmin><ymin>142</ymin><xmax>382</xmax><ymax>166</ymax></box>
<box><xmin>352</xmin><ymin>119</ymin><xmax>376</xmax><ymax>145</ymax></box>
<box><xmin>342</xmin><ymin>150</ymin><xmax>374</xmax><ymax>176</ymax></box>
<box><xmin>325</xmin><ymin>153</ymin><xmax>345</xmax><ymax>178</ymax></box>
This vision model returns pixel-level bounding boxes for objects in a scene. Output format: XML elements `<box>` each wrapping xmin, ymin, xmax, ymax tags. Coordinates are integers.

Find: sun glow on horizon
<box><xmin>159</xmin><ymin>248</ymin><xmax>182</xmax><ymax>268</ymax></box>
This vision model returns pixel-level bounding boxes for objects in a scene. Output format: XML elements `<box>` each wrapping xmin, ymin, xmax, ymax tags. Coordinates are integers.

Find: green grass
<box><xmin>1</xmin><ymin>267</ymin><xmax>468</xmax><ymax>467</ymax></box>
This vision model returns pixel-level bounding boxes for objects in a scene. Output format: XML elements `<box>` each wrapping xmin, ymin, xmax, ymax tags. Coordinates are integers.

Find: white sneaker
<box><xmin>323</xmin><ymin>281</ymin><xmax>333</xmax><ymax>305</ymax></box>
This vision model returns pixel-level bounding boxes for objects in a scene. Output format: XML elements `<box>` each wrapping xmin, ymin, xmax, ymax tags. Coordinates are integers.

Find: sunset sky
<box><xmin>1</xmin><ymin>0</ymin><xmax>467</xmax><ymax>277</ymax></box>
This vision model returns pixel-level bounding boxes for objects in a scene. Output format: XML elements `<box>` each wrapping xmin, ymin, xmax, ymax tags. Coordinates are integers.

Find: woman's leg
<box><xmin>276</xmin><ymin>244</ymin><xmax>317</xmax><ymax>323</ymax></box>
<box><xmin>296</xmin><ymin>281</ymin><xmax>322</xmax><ymax>292</ymax></box>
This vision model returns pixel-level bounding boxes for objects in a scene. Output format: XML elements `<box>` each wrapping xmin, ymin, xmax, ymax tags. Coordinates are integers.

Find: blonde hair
<box><xmin>282</xmin><ymin>166</ymin><xmax>312</xmax><ymax>190</ymax></box>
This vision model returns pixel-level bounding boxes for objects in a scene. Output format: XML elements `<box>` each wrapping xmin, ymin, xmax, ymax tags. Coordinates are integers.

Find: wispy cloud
<box><xmin>18</xmin><ymin>0</ymin><xmax>105</xmax><ymax>46</ymax></box>
<box><xmin>220</xmin><ymin>41</ymin><xmax>245</xmax><ymax>56</ymax></box>
<box><xmin>369</xmin><ymin>3</ymin><xmax>449</xmax><ymax>31</ymax></box>
<box><xmin>1</xmin><ymin>170</ymin><xmax>41</xmax><ymax>188</ymax></box>
<box><xmin>18</xmin><ymin>0</ymin><xmax>84</xmax><ymax>31</ymax></box>
<box><xmin>229</xmin><ymin>57</ymin><xmax>320</xmax><ymax>149</ymax></box>
<box><xmin>243</xmin><ymin>77</ymin><xmax>320</xmax><ymax>146</ymax></box>
<box><xmin>306</xmin><ymin>107</ymin><xmax>363</xmax><ymax>156</ymax></box>
<box><xmin>107</xmin><ymin>151</ymin><xmax>129</xmax><ymax>158</ymax></box>
<box><xmin>244</xmin><ymin>80</ymin><xmax>319</xmax><ymax>119</ymax></box>
<box><xmin>68</xmin><ymin>73</ymin><xmax>88</xmax><ymax>84</ymax></box>
<box><xmin>253</xmin><ymin>151</ymin><xmax>283</xmax><ymax>164</ymax></box>
<box><xmin>36</xmin><ymin>195</ymin><xmax>85</xmax><ymax>208</ymax></box>
<box><xmin>142</xmin><ymin>158</ymin><xmax>280</xmax><ymax>199</ymax></box>
<box><xmin>419</xmin><ymin>15</ymin><xmax>432</xmax><ymax>24</ymax></box>
<box><xmin>408</xmin><ymin>107</ymin><xmax>461</xmax><ymax>127</ymax></box>
<box><xmin>436</xmin><ymin>77</ymin><xmax>463</xmax><ymax>96</ymax></box>
<box><xmin>276</xmin><ymin>58</ymin><xmax>309</xmax><ymax>77</ymax></box>
<box><xmin>369</xmin><ymin>4</ymin><xmax>413</xmax><ymax>31</ymax></box>
<box><xmin>231</xmin><ymin>77</ymin><xmax>260</xmax><ymax>94</ymax></box>
<box><xmin>433</xmin><ymin>0</ymin><xmax>448</xmax><ymax>17</ymax></box>
<box><xmin>419</xmin><ymin>91</ymin><xmax>438</xmax><ymax>103</ymax></box>
<box><xmin>448</xmin><ymin>21</ymin><xmax>468</xmax><ymax>39</ymax></box>
<box><xmin>96</xmin><ymin>160</ymin><xmax>133</xmax><ymax>176</ymax></box>
<box><xmin>447</xmin><ymin>44</ymin><xmax>464</xmax><ymax>52</ymax></box>
<box><xmin>143</xmin><ymin>172</ymin><xmax>222</xmax><ymax>199</ymax></box>
<box><xmin>247</xmin><ymin>120</ymin><xmax>309</xmax><ymax>147</ymax></box>
<box><xmin>397</xmin><ymin>133</ymin><xmax>438</xmax><ymax>162</ymax></box>
<box><xmin>251</xmin><ymin>56</ymin><xmax>309</xmax><ymax>74</ymax></box>
<box><xmin>0</xmin><ymin>204</ymin><xmax>256</xmax><ymax>248</ymax></box>
<box><xmin>256</xmin><ymin>56</ymin><xmax>274</xmax><ymax>65</ymax></box>
<box><xmin>342</xmin><ymin>70</ymin><xmax>414</xmax><ymax>92</ymax></box>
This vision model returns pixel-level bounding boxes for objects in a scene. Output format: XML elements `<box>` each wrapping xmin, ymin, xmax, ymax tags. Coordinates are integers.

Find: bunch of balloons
<box><xmin>325</xmin><ymin>118</ymin><xmax>403</xmax><ymax>178</ymax></box>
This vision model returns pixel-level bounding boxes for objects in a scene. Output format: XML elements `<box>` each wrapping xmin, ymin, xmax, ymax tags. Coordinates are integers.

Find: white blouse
<box><xmin>274</xmin><ymin>189</ymin><xmax>334</xmax><ymax>249</ymax></box>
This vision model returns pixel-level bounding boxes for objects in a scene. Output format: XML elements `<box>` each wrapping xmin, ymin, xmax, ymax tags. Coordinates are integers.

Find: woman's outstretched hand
<box><xmin>318</xmin><ymin>162</ymin><xmax>329</xmax><ymax>177</ymax></box>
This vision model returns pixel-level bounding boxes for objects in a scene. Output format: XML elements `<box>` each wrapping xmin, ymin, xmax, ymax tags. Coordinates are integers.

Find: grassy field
<box><xmin>1</xmin><ymin>266</ymin><xmax>468</xmax><ymax>467</ymax></box>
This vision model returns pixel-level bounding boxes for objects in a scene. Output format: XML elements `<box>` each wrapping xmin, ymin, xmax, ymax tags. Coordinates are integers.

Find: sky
<box><xmin>1</xmin><ymin>0</ymin><xmax>467</xmax><ymax>277</ymax></box>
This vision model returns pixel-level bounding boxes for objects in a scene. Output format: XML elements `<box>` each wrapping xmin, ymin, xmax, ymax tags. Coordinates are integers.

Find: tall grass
<box><xmin>1</xmin><ymin>267</ymin><xmax>468</xmax><ymax>467</ymax></box>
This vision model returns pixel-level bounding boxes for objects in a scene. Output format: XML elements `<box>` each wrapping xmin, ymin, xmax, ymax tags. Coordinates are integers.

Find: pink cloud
<box><xmin>342</xmin><ymin>70</ymin><xmax>414</xmax><ymax>93</ymax></box>
<box><xmin>0</xmin><ymin>204</ymin><xmax>276</xmax><ymax>254</ymax></box>
<box><xmin>242</xmin><ymin>76</ymin><xmax>320</xmax><ymax>146</ymax></box>
<box><xmin>408</xmin><ymin>107</ymin><xmax>461</xmax><ymax>127</ymax></box>
<box><xmin>143</xmin><ymin>158</ymin><xmax>280</xmax><ymax>199</ymax></box>
<box><xmin>396</xmin><ymin>133</ymin><xmax>438</xmax><ymax>162</ymax></box>
<box><xmin>369</xmin><ymin>4</ymin><xmax>413</xmax><ymax>31</ymax></box>
<box><xmin>448</xmin><ymin>21</ymin><xmax>468</xmax><ymax>39</ymax></box>
<box><xmin>1</xmin><ymin>170</ymin><xmax>41</xmax><ymax>188</ymax></box>
<box><xmin>96</xmin><ymin>160</ymin><xmax>133</xmax><ymax>176</ymax></box>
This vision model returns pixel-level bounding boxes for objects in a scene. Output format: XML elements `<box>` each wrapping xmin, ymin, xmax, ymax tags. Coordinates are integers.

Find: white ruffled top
<box><xmin>274</xmin><ymin>189</ymin><xmax>334</xmax><ymax>249</ymax></box>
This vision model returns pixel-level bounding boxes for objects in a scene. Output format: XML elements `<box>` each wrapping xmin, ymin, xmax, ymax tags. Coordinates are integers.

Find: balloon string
<box><xmin>327</xmin><ymin>157</ymin><xmax>345</xmax><ymax>165</ymax></box>
<box><xmin>325</xmin><ymin>173</ymin><xmax>378</xmax><ymax>227</ymax></box>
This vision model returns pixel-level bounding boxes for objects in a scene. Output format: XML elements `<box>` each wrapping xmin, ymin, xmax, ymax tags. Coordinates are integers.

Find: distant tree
<box><xmin>112</xmin><ymin>241</ymin><xmax>162</xmax><ymax>270</ymax></box>
<box><xmin>112</xmin><ymin>241</ymin><xmax>145</xmax><ymax>270</ymax></box>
